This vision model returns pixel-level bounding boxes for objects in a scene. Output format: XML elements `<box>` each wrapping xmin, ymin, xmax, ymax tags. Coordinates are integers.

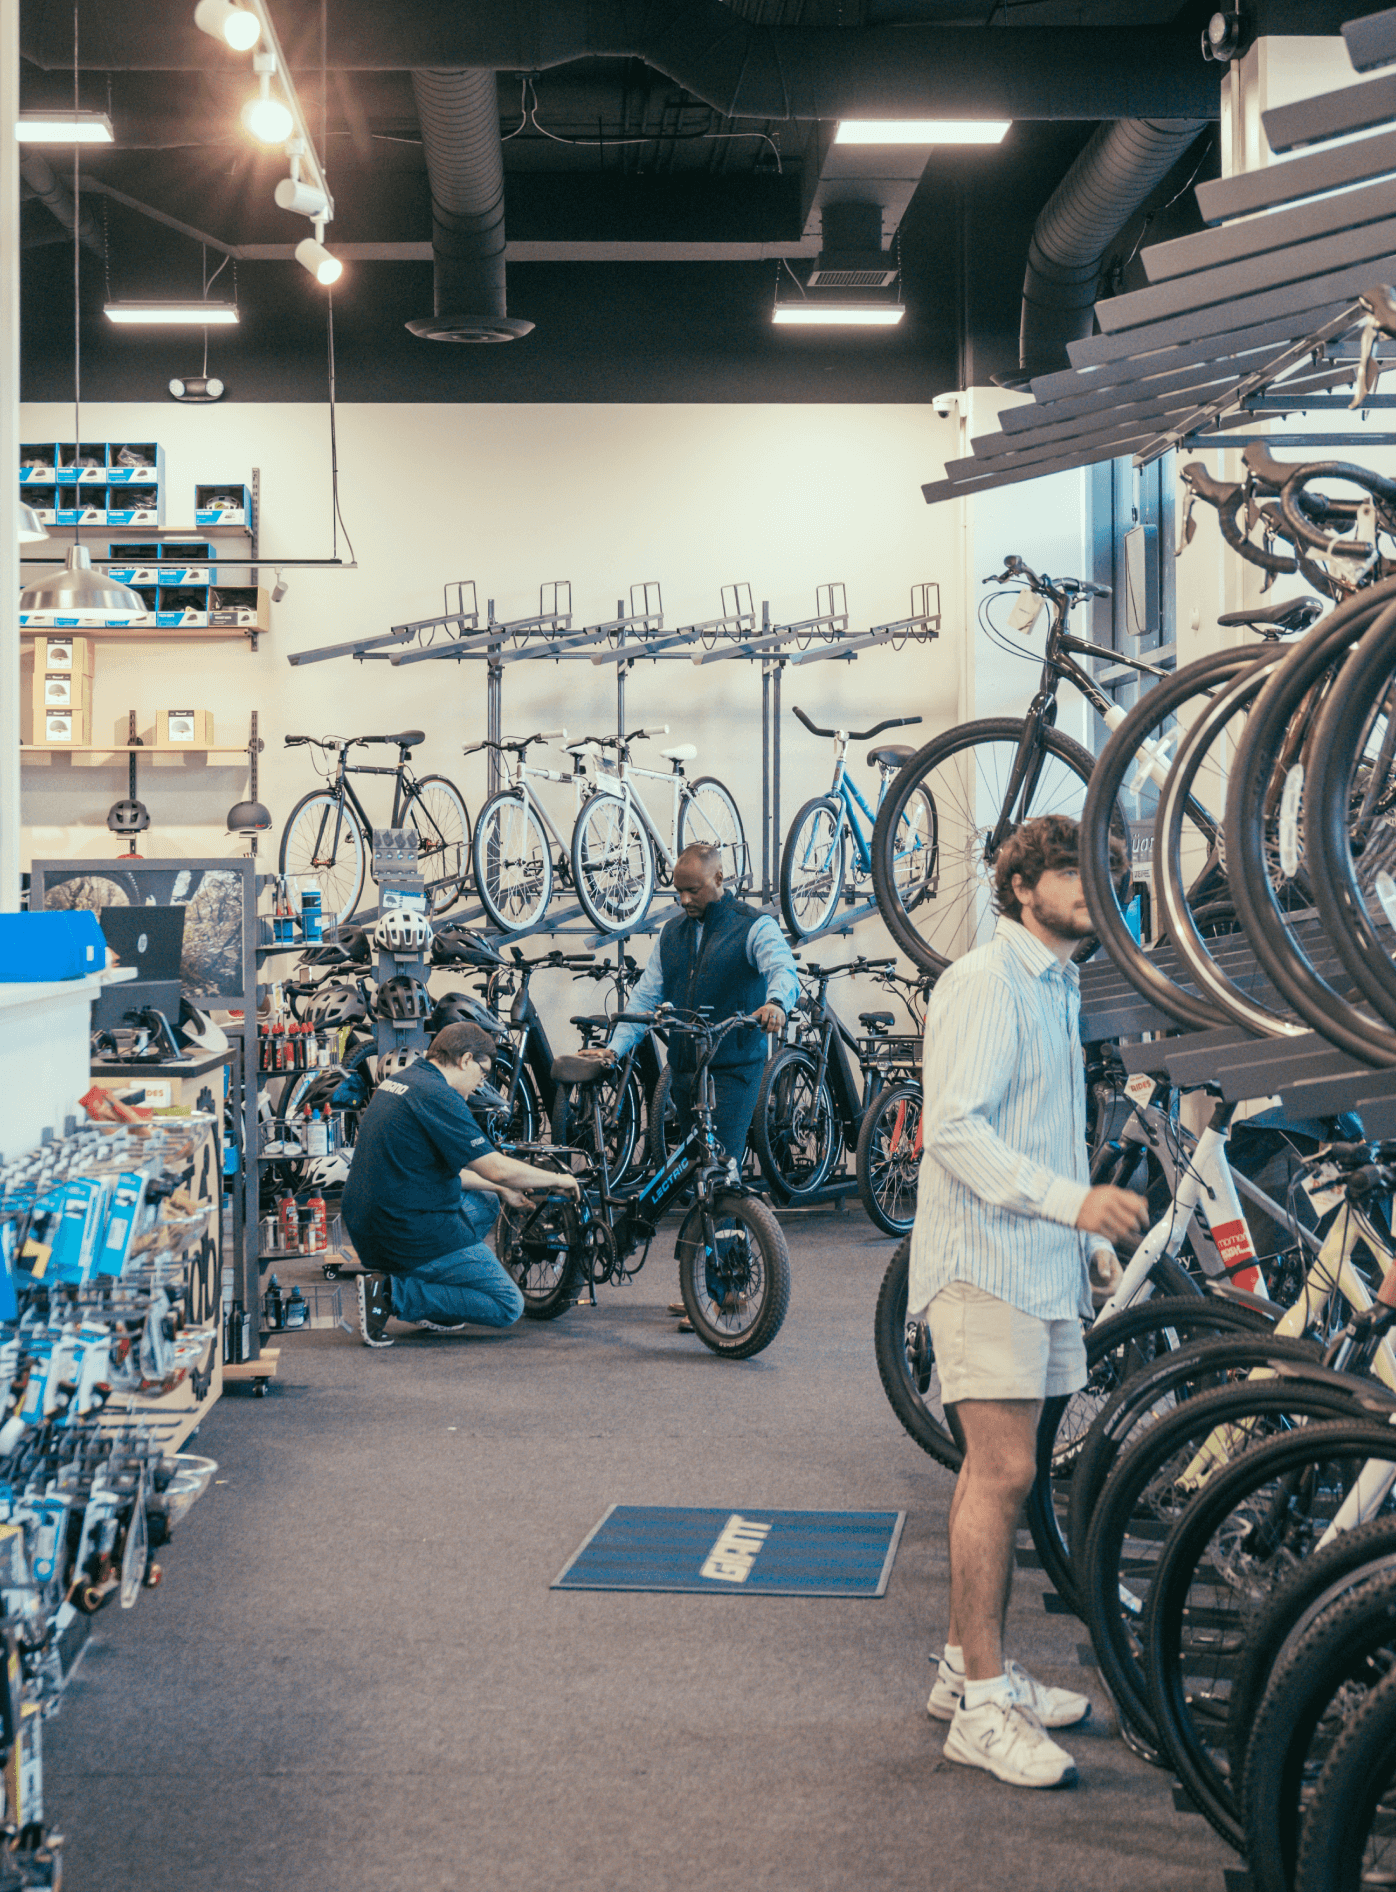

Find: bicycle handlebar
<box><xmin>792</xmin><ymin>706</ymin><xmax>924</xmax><ymax>742</ymax></box>
<box><xmin>985</xmin><ymin>556</ymin><xmax>1111</xmax><ymax>599</ymax></box>
<box><xmin>463</xmin><ymin>729</ymin><xmax>568</xmax><ymax>756</ymax></box>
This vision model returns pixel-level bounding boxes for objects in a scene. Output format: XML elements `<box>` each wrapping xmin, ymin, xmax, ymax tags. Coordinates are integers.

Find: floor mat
<box><xmin>552</xmin><ymin>1504</ymin><xmax>905</xmax><ymax>1596</ymax></box>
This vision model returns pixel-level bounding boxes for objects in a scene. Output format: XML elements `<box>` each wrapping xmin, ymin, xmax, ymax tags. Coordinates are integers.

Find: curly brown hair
<box><xmin>992</xmin><ymin>814</ymin><xmax>1081</xmax><ymax>923</ymax></box>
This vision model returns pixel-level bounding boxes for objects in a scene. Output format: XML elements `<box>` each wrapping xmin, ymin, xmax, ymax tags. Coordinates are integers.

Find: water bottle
<box><xmin>301</xmin><ymin>881</ymin><xmax>323</xmax><ymax>942</ymax></box>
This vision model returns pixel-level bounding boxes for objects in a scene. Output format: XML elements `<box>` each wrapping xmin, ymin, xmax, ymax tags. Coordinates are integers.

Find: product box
<box><xmin>208</xmin><ymin>584</ymin><xmax>269</xmax><ymax>629</ymax></box>
<box><xmin>105</xmin><ymin>442</ymin><xmax>162</xmax><ymax>485</ymax></box>
<box><xmin>19</xmin><ymin>444</ymin><xmax>58</xmax><ymax>481</ymax></box>
<box><xmin>54</xmin><ymin>485</ymin><xmax>83</xmax><ymax>527</ymax></box>
<box><xmin>155</xmin><ymin>583</ymin><xmax>208</xmax><ymax>626</ymax></box>
<box><xmin>20</xmin><ymin>483</ymin><xmax>55</xmax><ymax>523</ymax></box>
<box><xmin>39</xmin><ymin>706</ymin><xmax>91</xmax><ymax>744</ymax></box>
<box><xmin>33</xmin><ymin>671</ymin><xmax>92</xmax><ymax>724</ymax></box>
<box><xmin>36</xmin><ymin>636</ymin><xmax>93</xmax><ymax>675</ymax></box>
<box><xmin>78</xmin><ymin>490</ymin><xmax>107</xmax><ymax>525</ymax></box>
<box><xmin>194</xmin><ymin>482</ymin><xmax>251</xmax><ymax>526</ymax></box>
<box><xmin>158</xmin><ymin>709</ymin><xmax>214</xmax><ymax>745</ymax></box>
<box><xmin>105</xmin><ymin>490</ymin><xmax>163</xmax><ymax>527</ymax></box>
<box><xmin>58</xmin><ymin>442</ymin><xmax>107</xmax><ymax>484</ymax></box>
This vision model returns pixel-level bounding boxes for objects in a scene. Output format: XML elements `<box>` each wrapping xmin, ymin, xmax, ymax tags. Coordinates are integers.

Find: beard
<box><xmin>1023</xmin><ymin>890</ymin><xmax>1096</xmax><ymax>942</ymax></box>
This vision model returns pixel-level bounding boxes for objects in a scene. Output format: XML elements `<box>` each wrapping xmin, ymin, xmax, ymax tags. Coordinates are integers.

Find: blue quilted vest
<box><xmin>657</xmin><ymin>892</ymin><xmax>767</xmax><ymax>1073</ymax></box>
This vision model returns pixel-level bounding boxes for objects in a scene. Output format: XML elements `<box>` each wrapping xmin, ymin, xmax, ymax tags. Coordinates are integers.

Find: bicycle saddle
<box><xmin>661</xmin><ymin>744</ymin><xmax>698</xmax><ymax>762</ymax></box>
<box><xmin>364</xmin><ymin>729</ymin><xmax>425</xmax><ymax>747</ymax></box>
<box><xmin>552</xmin><ymin>1054</ymin><xmax>608</xmax><ymax>1087</ymax></box>
<box><xmin>569</xmin><ymin>1013</ymin><xmax>613</xmax><ymax>1030</ymax></box>
<box><xmin>859</xmin><ymin>1011</ymin><xmax>895</xmax><ymax>1031</ymax></box>
<box><xmin>1215</xmin><ymin>597</ymin><xmax>1324</xmax><ymax>634</ymax></box>
<box><xmin>867</xmin><ymin>744</ymin><xmax>915</xmax><ymax>770</ymax></box>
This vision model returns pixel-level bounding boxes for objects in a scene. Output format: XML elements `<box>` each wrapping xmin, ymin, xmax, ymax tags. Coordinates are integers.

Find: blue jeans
<box><xmin>670</xmin><ymin>1064</ymin><xmax>763</xmax><ymax>1169</ymax></box>
<box><xmin>388</xmin><ymin>1194</ymin><xmax>524</xmax><ymax>1329</ymax></box>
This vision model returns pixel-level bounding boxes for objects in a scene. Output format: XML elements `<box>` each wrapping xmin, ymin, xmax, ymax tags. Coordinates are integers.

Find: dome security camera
<box><xmin>932</xmin><ymin>392</ymin><xmax>961</xmax><ymax>419</ymax></box>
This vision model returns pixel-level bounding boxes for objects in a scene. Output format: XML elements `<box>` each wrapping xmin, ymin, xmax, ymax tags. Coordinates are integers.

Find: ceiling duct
<box><xmin>20</xmin><ymin>151</ymin><xmax>104</xmax><ymax>256</ymax></box>
<box><xmin>806</xmin><ymin>202</ymin><xmax>896</xmax><ymax>289</ymax></box>
<box><xmin>406</xmin><ymin>69</ymin><xmax>533</xmax><ymax>344</ymax></box>
<box><xmin>1018</xmin><ymin>117</ymin><xmax>1209</xmax><ymax>377</ymax></box>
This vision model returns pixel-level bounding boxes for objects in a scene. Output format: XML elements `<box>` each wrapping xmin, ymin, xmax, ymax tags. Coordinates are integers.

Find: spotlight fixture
<box><xmin>169</xmin><ymin>375</ymin><xmax>226</xmax><ymax>402</ymax></box>
<box><xmin>275</xmin><ymin>177</ymin><xmax>328</xmax><ymax>218</ymax></box>
<box><xmin>193</xmin><ymin>0</ymin><xmax>261</xmax><ymax>50</ymax></box>
<box><xmin>107</xmin><ymin>300</ymin><xmax>238</xmax><ymax>324</ymax></box>
<box><xmin>772</xmin><ymin>304</ymin><xmax>905</xmax><ymax>326</ymax></box>
<box><xmin>242</xmin><ymin>53</ymin><xmax>293</xmax><ymax>144</ymax></box>
<box><xmin>15</xmin><ymin>112</ymin><xmax>113</xmax><ymax>144</ymax></box>
<box><xmin>834</xmin><ymin>119</ymin><xmax>1010</xmax><ymax>145</ymax></box>
<box><xmin>295</xmin><ymin>234</ymin><xmax>342</xmax><ymax>285</ymax></box>
<box><xmin>1201</xmin><ymin>11</ymin><xmax>1245</xmax><ymax>61</ymax></box>
<box><xmin>271</xmin><ymin>569</ymin><xmax>288</xmax><ymax>603</ymax></box>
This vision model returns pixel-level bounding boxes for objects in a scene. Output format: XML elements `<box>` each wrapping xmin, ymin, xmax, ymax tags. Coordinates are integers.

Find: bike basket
<box><xmin>855</xmin><ymin>1034</ymin><xmax>922</xmax><ymax>1069</ymax></box>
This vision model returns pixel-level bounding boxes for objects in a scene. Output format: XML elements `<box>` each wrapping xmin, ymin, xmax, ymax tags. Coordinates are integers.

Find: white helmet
<box><xmin>374</xmin><ymin>908</ymin><xmax>432</xmax><ymax>954</ymax></box>
<box><xmin>303</xmin><ymin>1152</ymin><xmax>351</xmax><ymax>1188</ymax></box>
<box><xmin>375</xmin><ymin>1047</ymin><xmax>423</xmax><ymax>1084</ymax></box>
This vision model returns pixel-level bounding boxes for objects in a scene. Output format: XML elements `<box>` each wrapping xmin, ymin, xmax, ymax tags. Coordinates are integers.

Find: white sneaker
<box><xmin>942</xmin><ymin>1697</ymin><xmax>1079</xmax><ymax>1789</ymax></box>
<box><xmin>927</xmin><ymin>1657</ymin><xmax>1091</xmax><ymax>1729</ymax></box>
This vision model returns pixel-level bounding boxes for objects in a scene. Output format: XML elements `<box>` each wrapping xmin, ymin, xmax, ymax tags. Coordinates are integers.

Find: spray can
<box><xmin>306</xmin><ymin>1191</ymin><xmax>327</xmax><ymax>1251</ymax></box>
<box><xmin>276</xmin><ymin>1191</ymin><xmax>298</xmax><ymax>1254</ymax></box>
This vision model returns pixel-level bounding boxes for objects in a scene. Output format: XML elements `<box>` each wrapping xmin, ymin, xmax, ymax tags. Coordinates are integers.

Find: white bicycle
<box><xmin>469</xmin><ymin>730</ymin><xmax>588</xmax><ymax>933</ymax></box>
<box><xmin>569</xmin><ymin>725</ymin><xmax>749</xmax><ymax>935</ymax></box>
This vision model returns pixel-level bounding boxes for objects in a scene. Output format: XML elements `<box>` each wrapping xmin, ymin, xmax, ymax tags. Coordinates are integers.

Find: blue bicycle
<box><xmin>779</xmin><ymin>707</ymin><xmax>931</xmax><ymax>939</ymax></box>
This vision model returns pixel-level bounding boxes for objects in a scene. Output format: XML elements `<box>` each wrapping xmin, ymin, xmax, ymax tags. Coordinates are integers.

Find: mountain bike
<box><xmin>280</xmin><ymin>731</ymin><xmax>469</xmax><ymax>927</ymax></box>
<box><xmin>779</xmin><ymin>707</ymin><xmax>927</xmax><ymax>939</ymax></box>
<box><xmin>496</xmin><ymin>1008</ymin><xmax>791</xmax><ymax>1358</ymax></box>
<box><xmin>468</xmin><ymin>730</ymin><xmax>586</xmax><ymax>933</ymax></box>
<box><xmin>869</xmin><ymin>555</ymin><xmax>1151</xmax><ymax>975</ymax></box>
<box><xmin>569</xmin><ymin>727</ymin><xmax>749</xmax><ymax>935</ymax></box>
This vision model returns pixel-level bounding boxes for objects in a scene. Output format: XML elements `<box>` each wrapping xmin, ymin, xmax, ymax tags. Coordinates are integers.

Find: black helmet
<box><xmin>376</xmin><ymin>974</ymin><xmax>432</xmax><ymax>1022</ymax></box>
<box><xmin>336</xmin><ymin>925</ymin><xmax>373</xmax><ymax>965</ymax></box>
<box><xmin>432</xmin><ymin>927</ymin><xmax>504</xmax><ymax>970</ymax></box>
<box><xmin>307</xmin><ymin>981</ymin><xmax>368</xmax><ymax>1027</ymax></box>
<box><xmin>427</xmin><ymin>990</ymin><xmax>508</xmax><ymax>1041</ymax></box>
<box><xmin>107</xmin><ymin>798</ymin><xmax>150</xmax><ymax>835</ymax></box>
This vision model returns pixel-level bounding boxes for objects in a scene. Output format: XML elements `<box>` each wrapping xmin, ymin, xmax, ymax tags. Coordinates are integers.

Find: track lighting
<box><xmin>15</xmin><ymin>112</ymin><xmax>113</xmax><ymax>144</ymax></box>
<box><xmin>242</xmin><ymin>54</ymin><xmax>293</xmax><ymax>144</ymax></box>
<box><xmin>275</xmin><ymin>177</ymin><xmax>328</xmax><ymax>218</ymax></box>
<box><xmin>192</xmin><ymin>0</ymin><xmax>260</xmax><ymax>51</ymax></box>
<box><xmin>271</xmin><ymin>570</ymin><xmax>288</xmax><ymax>603</ymax></box>
<box><xmin>295</xmin><ymin>234</ymin><xmax>342</xmax><ymax>285</ymax></box>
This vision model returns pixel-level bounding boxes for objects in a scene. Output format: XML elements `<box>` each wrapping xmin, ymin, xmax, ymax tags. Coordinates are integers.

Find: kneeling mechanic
<box><xmin>342</xmin><ymin>1021</ymin><xmax>580</xmax><ymax>1348</ymax></box>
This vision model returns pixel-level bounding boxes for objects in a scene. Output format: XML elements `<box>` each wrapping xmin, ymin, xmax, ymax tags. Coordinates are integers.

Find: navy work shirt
<box><xmin>341</xmin><ymin>1060</ymin><xmax>494</xmax><ymax>1272</ymax></box>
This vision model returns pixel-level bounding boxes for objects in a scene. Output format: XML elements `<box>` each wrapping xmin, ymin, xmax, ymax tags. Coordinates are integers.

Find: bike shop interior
<box><xmin>4</xmin><ymin>4</ymin><xmax>1396</xmax><ymax>1890</ymax></box>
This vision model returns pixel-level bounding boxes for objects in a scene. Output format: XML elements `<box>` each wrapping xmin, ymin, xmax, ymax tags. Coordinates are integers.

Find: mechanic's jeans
<box><xmin>389</xmin><ymin>1195</ymin><xmax>524</xmax><ymax>1329</ymax></box>
<box><xmin>671</xmin><ymin>1064</ymin><xmax>763</xmax><ymax>1169</ymax></box>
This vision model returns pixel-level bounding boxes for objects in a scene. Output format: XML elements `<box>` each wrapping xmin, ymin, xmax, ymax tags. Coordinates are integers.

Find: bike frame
<box><xmin>301</xmin><ymin>743</ymin><xmax>458</xmax><ymax>895</ymax></box>
<box><xmin>497</xmin><ymin>749</ymin><xmax>587</xmax><ymax>860</ymax></box>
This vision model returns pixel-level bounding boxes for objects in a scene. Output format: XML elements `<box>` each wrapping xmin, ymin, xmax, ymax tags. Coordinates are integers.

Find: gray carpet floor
<box><xmin>45</xmin><ymin>1209</ymin><xmax>1234</xmax><ymax>1892</ymax></box>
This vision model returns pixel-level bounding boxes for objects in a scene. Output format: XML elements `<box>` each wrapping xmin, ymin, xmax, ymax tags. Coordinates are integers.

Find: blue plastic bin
<box><xmin>0</xmin><ymin>912</ymin><xmax>108</xmax><ymax>982</ymax></box>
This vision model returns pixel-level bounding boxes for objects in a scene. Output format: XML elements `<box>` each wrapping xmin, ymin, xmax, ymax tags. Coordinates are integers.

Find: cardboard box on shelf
<box><xmin>19</xmin><ymin>445</ymin><xmax>58</xmax><ymax>481</ymax></box>
<box><xmin>36</xmin><ymin>637</ymin><xmax>93</xmax><ymax>676</ymax></box>
<box><xmin>21</xmin><ymin>485</ymin><xmax>56</xmax><ymax>522</ymax></box>
<box><xmin>158</xmin><ymin>710</ymin><xmax>215</xmax><ymax>746</ymax></box>
<box><xmin>207</xmin><ymin>584</ymin><xmax>269</xmax><ymax>629</ymax></box>
<box><xmin>36</xmin><ymin>706</ymin><xmax>91</xmax><ymax>746</ymax></box>
<box><xmin>34</xmin><ymin>670</ymin><xmax>92</xmax><ymax>714</ymax></box>
<box><xmin>104</xmin><ymin>492</ymin><xmax>163</xmax><ymax>527</ymax></box>
<box><xmin>105</xmin><ymin>443</ymin><xmax>162</xmax><ymax>485</ymax></box>
<box><xmin>194</xmin><ymin>482</ymin><xmax>251</xmax><ymax>527</ymax></box>
<box><xmin>58</xmin><ymin>443</ymin><xmax>107</xmax><ymax>484</ymax></box>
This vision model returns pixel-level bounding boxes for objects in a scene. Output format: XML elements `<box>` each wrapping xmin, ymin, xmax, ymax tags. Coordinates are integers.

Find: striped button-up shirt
<box><xmin>908</xmin><ymin>918</ymin><xmax>1109</xmax><ymax>1324</ymax></box>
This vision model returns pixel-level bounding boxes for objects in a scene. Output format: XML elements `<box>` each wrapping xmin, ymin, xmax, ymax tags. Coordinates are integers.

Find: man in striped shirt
<box><xmin>910</xmin><ymin>814</ymin><xmax>1147</xmax><ymax>1789</ymax></box>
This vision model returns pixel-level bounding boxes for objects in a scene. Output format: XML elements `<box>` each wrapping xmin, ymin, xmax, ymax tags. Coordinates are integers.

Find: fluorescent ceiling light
<box><xmin>835</xmin><ymin>119</ymin><xmax>1011</xmax><ymax>145</ymax></box>
<box><xmin>105</xmin><ymin>300</ymin><xmax>240</xmax><ymax>324</ymax></box>
<box><xmin>15</xmin><ymin>112</ymin><xmax>114</xmax><ymax>144</ymax></box>
<box><xmin>773</xmin><ymin>305</ymin><xmax>905</xmax><ymax>325</ymax></box>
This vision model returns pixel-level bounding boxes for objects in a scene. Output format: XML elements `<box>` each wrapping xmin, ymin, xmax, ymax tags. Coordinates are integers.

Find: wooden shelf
<box><xmin>18</xmin><ymin>625</ymin><xmax>261</xmax><ymax>640</ymax></box>
<box><xmin>22</xmin><ymin>745</ymin><xmax>250</xmax><ymax>768</ymax></box>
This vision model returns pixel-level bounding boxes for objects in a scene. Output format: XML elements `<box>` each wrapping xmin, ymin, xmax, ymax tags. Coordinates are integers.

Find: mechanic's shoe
<box><xmin>357</xmin><ymin>1271</ymin><xmax>394</xmax><ymax>1348</ymax></box>
<box><xmin>928</xmin><ymin>1657</ymin><xmax>1092</xmax><ymax>1729</ymax></box>
<box><xmin>675</xmin><ymin>1317</ymin><xmax>697</xmax><ymax>1334</ymax></box>
<box><xmin>414</xmin><ymin>1319</ymin><xmax>470</xmax><ymax>1334</ymax></box>
<box><xmin>667</xmin><ymin>1301</ymin><xmax>687</xmax><ymax>1317</ymax></box>
<box><xmin>942</xmin><ymin>1697</ymin><xmax>1079</xmax><ymax>1789</ymax></box>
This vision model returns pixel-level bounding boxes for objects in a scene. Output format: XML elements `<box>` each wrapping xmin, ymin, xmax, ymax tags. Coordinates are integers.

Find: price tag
<box><xmin>1124</xmin><ymin>1073</ymin><xmax>1157</xmax><ymax>1109</ymax></box>
<box><xmin>1302</xmin><ymin>1164</ymin><xmax>1346</xmax><ymax>1216</ymax></box>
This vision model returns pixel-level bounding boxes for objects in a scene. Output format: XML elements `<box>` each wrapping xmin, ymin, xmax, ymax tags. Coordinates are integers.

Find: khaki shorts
<box><xmin>926</xmin><ymin>1280</ymin><xmax>1087</xmax><ymax>1405</ymax></box>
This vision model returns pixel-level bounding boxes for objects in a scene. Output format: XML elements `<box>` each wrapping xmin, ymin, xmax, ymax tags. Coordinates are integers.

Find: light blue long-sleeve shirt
<box><xmin>908</xmin><ymin>917</ymin><xmax>1110</xmax><ymax>1324</ymax></box>
<box><xmin>608</xmin><ymin>912</ymin><xmax>799</xmax><ymax>1058</ymax></box>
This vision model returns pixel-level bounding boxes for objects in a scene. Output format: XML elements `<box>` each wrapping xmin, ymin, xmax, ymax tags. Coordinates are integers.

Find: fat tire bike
<box><xmin>280</xmin><ymin>731</ymin><xmax>469</xmax><ymax>926</ymax></box>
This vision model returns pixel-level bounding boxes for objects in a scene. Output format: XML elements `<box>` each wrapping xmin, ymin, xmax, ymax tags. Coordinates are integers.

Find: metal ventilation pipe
<box><xmin>407</xmin><ymin>68</ymin><xmax>533</xmax><ymax>344</ymax></box>
<box><xmin>20</xmin><ymin>151</ymin><xmax>104</xmax><ymax>256</ymax></box>
<box><xmin>1018</xmin><ymin>117</ymin><xmax>1207</xmax><ymax>376</ymax></box>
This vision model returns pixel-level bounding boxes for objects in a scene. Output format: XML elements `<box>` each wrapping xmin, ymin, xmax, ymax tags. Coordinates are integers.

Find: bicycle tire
<box><xmin>676</xmin><ymin>1191</ymin><xmax>790</xmax><ymax>1358</ymax></box>
<box><xmin>495</xmin><ymin>1192</ymin><xmax>585</xmax><ymax>1319</ymax></box>
<box><xmin>1081</xmin><ymin>1376</ymin><xmax>1384</xmax><ymax>1751</ymax></box>
<box><xmin>854</xmin><ymin>1079</ymin><xmax>922</xmax><ymax>1237</ymax></box>
<box><xmin>677</xmin><ymin>775</ymin><xmax>750</xmax><ymax>891</ymax></box>
<box><xmin>472</xmin><ymin>791</ymin><xmax>554</xmax><ymax>933</ymax></box>
<box><xmin>549</xmin><ymin>1064</ymin><xmax>643</xmax><ymax>1183</ymax></box>
<box><xmin>870</xmin><ymin>717</ymin><xmax>1127</xmax><ymax>976</ymax></box>
<box><xmin>779</xmin><ymin>797</ymin><xmax>847</xmax><ymax>938</ymax></box>
<box><xmin>1295</xmin><ymin>1661</ymin><xmax>1396</xmax><ymax>1892</ymax></box>
<box><xmin>873</xmin><ymin>1237</ymin><xmax>960</xmax><ymax>1469</ymax></box>
<box><xmin>1146</xmin><ymin>1445</ymin><xmax>1396</xmax><ymax>1850</ymax></box>
<box><xmin>647</xmin><ymin>1063</ymin><xmax>680</xmax><ymax>1167</ymax></box>
<box><xmin>888</xmin><ymin>782</ymin><xmax>937</xmax><ymax>915</ymax></box>
<box><xmin>1242</xmin><ymin>1560</ymin><xmax>1396</xmax><ymax>1891</ymax></box>
<box><xmin>1226</xmin><ymin>580</ymin><xmax>1396</xmax><ymax>1067</ymax></box>
<box><xmin>752</xmin><ymin>1046</ymin><xmax>839</xmax><ymax>1198</ymax></box>
<box><xmin>1080</xmin><ymin>647</ymin><xmax>1274</xmax><ymax>1031</ymax></box>
<box><xmin>482</xmin><ymin>1061</ymin><xmax>541</xmax><ymax>1146</ymax></box>
<box><xmin>408</xmin><ymin>773</ymin><xmax>471</xmax><ymax>917</ymax></box>
<box><xmin>571</xmin><ymin>790</ymin><xmax>656</xmax><ymax>934</ymax></box>
<box><xmin>279</xmin><ymin>790</ymin><xmax>368</xmax><ymax>928</ymax></box>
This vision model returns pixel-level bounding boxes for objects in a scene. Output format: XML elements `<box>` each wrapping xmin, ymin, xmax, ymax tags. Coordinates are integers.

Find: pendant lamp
<box><xmin>18</xmin><ymin>501</ymin><xmax>49</xmax><ymax>544</ymax></box>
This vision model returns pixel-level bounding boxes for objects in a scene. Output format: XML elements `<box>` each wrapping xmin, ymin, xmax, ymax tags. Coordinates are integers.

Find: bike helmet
<box><xmin>176</xmin><ymin>999</ymin><xmax>228</xmax><ymax>1054</ymax></box>
<box><xmin>306</xmin><ymin>982</ymin><xmax>368</xmax><ymax>1027</ymax></box>
<box><xmin>337</xmin><ymin>925</ymin><xmax>373</xmax><ymax>965</ymax></box>
<box><xmin>374</xmin><ymin>909</ymin><xmax>431</xmax><ymax>955</ymax></box>
<box><xmin>376</xmin><ymin>975</ymin><xmax>433</xmax><ymax>1022</ymax></box>
<box><xmin>303</xmin><ymin>1152</ymin><xmax>351</xmax><ymax>1190</ymax></box>
<box><xmin>427</xmin><ymin>990</ymin><xmax>509</xmax><ymax>1041</ymax></box>
<box><xmin>107</xmin><ymin>797</ymin><xmax>150</xmax><ymax>835</ymax></box>
<box><xmin>432</xmin><ymin>927</ymin><xmax>503</xmax><ymax>970</ymax></box>
<box><xmin>375</xmin><ymin>1047</ymin><xmax>423</xmax><ymax>1083</ymax></box>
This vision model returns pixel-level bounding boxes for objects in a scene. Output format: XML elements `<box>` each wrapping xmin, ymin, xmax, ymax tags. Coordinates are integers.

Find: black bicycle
<box><xmin>496</xmin><ymin>1008</ymin><xmax>791</xmax><ymax>1359</ymax></box>
<box><xmin>550</xmin><ymin>953</ymin><xmax>668</xmax><ymax>1184</ymax></box>
<box><xmin>280</xmin><ymin>731</ymin><xmax>470</xmax><ymax>927</ymax></box>
<box><xmin>869</xmin><ymin>556</ymin><xmax>1142</xmax><ymax>975</ymax></box>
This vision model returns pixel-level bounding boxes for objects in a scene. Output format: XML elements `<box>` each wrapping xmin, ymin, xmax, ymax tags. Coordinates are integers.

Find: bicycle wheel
<box><xmin>752</xmin><ymin>1047</ymin><xmax>839</xmax><ymax>1198</ymax></box>
<box><xmin>678</xmin><ymin>776</ymin><xmax>749</xmax><ymax>890</ymax></box>
<box><xmin>549</xmin><ymin>1065</ymin><xmax>643</xmax><ymax>1182</ymax></box>
<box><xmin>779</xmin><ymin>797</ymin><xmax>847</xmax><ymax>938</ymax></box>
<box><xmin>472</xmin><ymin>792</ymin><xmax>554</xmax><ymax>933</ymax></box>
<box><xmin>479</xmin><ymin>1061</ymin><xmax>541</xmax><ymax>1146</ymax></box>
<box><xmin>889</xmin><ymin>783</ymin><xmax>937</xmax><ymax>912</ymax></box>
<box><xmin>495</xmin><ymin>1192</ymin><xmax>585</xmax><ymax>1319</ymax></box>
<box><xmin>1081</xmin><ymin>1377</ymin><xmax>1385</xmax><ymax>1753</ymax></box>
<box><xmin>1243</xmin><ymin>1561</ymin><xmax>1396</xmax><ymax>1891</ymax></box>
<box><xmin>873</xmin><ymin>1235</ymin><xmax>960</xmax><ymax>1470</ymax></box>
<box><xmin>1296</xmin><ymin>1661</ymin><xmax>1396</xmax><ymax>1892</ymax></box>
<box><xmin>1080</xmin><ymin>646</ymin><xmax>1274</xmax><ymax>1031</ymax></box>
<box><xmin>571</xmin><ymin>791</ymin><xmax>655</xmax><ymax>934</ymax></box>
<box><xmin>676</xmin><ymin>1191</ymin><xmax>790</xmax><ymax>1358</ymax></box>
<box><xmin>407</xmin><ymin>774</ymin><xmax>470</xmax><ymax>917</ymax></box>
<box><xmin>279</xmin><ymin>791</ymin><xmax>368</xmax><ymax>928</ymax></box>
<box><xmin>647</xmin><ymin>1063</ymin><xmax>682</xmax><ymax>1167</ymax></box>
<box><xmin>855</xmin><ymin>1080</ymin><xmax>922</xmax><ymax>1236</ymax></box>
<box><xmin>870</xmin><ymin>717</ymin><xmax>1128</xmax><ymax>975</ymax></box>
